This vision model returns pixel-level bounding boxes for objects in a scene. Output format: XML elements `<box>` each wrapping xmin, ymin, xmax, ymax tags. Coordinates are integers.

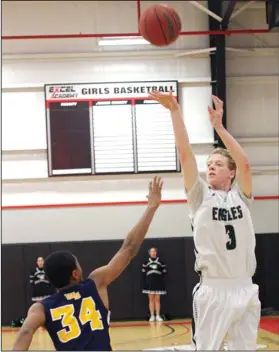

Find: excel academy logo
<box><xmin>48</xmin><ymin>85</ymin><xmax>79</xmax><ymax>99</ymax></box>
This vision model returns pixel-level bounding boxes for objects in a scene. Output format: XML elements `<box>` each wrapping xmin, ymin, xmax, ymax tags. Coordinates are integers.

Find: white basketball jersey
<box><xmin>187</xmin><ymin>177</ymin><xmax>257</xmax><ymax>279</ymax></box>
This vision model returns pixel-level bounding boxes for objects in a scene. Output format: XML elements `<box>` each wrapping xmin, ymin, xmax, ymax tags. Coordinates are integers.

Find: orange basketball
<box><xmin>139</xmin><ymin>4</ymin><xmax>182</xmax><ymax>47</ymax></box>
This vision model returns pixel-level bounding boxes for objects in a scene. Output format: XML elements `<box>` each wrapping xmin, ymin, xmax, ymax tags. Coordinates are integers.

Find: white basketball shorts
<box><xmin>192</xmin><ymin>277</ymin><xmax>261</xmax><ymax>350</ymax></box>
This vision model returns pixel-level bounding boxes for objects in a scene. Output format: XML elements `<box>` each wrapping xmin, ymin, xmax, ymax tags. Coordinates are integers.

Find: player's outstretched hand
<box><xmin>147</xmin><ymin>176</ymin><xmax>163</xmax><ymax>209</ymax></box>
<box><xmin>148</xmin><ymin>90</ymin><xmax>179</xmax><ymax>111</ymax></box>
<box><xmin>208</xmin><ymin>95</ymin><xmax>224</xmax><ymax>129</ymax></box>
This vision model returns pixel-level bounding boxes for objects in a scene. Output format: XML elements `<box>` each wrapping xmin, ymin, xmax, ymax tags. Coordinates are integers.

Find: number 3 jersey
<box><xmin>187</xmin><ymin>177</ymin><xmax>257</xmax><ymax>279</ymax></box>
<box><xmin>41</xmin><ymin>279</ymin><xmax>112</xmax><ymax>351</ymax></box>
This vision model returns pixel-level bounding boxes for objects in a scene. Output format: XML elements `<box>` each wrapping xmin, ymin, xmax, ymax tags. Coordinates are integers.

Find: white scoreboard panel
<box><xmin>135</xmin><ymin>100</ymin><xmax>177</xmax><ymax>172</ymax></box>
<box><xmin>92</xmin><ymin>100</ymin><xmax>134</xmax><ymax>173</ymax></box>
<box><xmin>45</xmin><ymin>81</ymin><xmax>180</xmax><ymax>176</ymax></box>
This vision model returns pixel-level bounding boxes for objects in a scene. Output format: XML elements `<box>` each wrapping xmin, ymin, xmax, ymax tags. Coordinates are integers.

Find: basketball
<box><xmin>139</xmin><ymin>4</ymin><xmax>182</xmax><ymax>47</ymax></box>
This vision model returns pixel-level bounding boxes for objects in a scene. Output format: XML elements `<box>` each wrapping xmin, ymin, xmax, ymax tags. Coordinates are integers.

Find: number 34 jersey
<box><xmin>41</xmin><ymin>279</ymin><xmax>112</xmax><ymax>351</ymax></box>
<box><xmin>187</xmin><ymin>177</ymin><xmax>257</xmax><ymax>279</ymax></box>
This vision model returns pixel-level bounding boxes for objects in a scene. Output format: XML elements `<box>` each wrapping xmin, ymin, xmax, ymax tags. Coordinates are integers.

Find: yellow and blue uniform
<box><xmin>41</xmin><ymin>279</ymin><xmax>112</xmax><ymax>351</ymax></box>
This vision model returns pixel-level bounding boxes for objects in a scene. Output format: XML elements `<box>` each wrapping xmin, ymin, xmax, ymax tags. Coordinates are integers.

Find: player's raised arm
<box><xmin>89</xmin><ymin>176</ymin><xmax>163</xmax><ymax>287</ymax></box>
<box><xmin>208</xmin><ymin>95</ymin><xmax>252</xmax><ymax>198</ymax></box>
<box><xmin>148</xmin><ymin>91</ymin><xmax>198</xmax><ymax>192</ymax></box>
<box><xmin>13</xmin><ymin>303</ymin><xmax>45</xmax><ymax>350</ymax></box>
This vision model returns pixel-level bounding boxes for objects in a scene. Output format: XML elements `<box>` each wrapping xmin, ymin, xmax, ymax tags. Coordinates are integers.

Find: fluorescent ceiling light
<box><xmin>98</xmin><ymin>37</ymin><xmax>150</xmax><ymax>46</ymax></box>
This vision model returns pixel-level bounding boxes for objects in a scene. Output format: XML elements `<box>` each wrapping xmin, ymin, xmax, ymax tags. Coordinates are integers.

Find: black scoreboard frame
<box><xmin>45</xmin><ymin>80</ymin><xmax>180</xmax><ymax>177</ymax></box>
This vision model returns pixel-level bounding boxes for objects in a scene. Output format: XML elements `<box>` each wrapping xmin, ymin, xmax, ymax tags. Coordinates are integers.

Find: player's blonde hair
<box><xmin>210</xmin><ymin>148</ymin><xmax>236</xmax><ymax>171</ymax></box>
<box><xmin>209</xmin><ymin>148</ymin><xmax>237</xmax><ymax>183</ymax></box>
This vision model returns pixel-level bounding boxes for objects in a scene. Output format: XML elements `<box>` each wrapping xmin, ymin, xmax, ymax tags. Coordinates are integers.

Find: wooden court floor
<box><xmin>1</xmin><ymin>317</ymin><xmax>278</xmax><ymax>350</ymax></box>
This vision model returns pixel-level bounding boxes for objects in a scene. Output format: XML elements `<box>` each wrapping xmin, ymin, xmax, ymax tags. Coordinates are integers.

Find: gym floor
<box><xmin>1</xmin><ymin>317</ymin><xmax>278</xmax><ymax>350</ymax></box>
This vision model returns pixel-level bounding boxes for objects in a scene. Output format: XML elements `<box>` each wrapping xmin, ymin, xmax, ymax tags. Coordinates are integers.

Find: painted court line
<box><xmin>2</xmin><ymin>320</ymin><xmax>191</xmax><ymax>333</ymax></box>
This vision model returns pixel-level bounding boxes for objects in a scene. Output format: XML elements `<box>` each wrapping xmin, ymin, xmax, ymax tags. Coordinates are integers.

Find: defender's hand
<box><xmin>148</xmin><ymin>90</ymin><xmax>179</xmax><ymax>112</ymax></box>
<box><xmin>208</xmin><ymin>95</ymin><xmax>224</xmax><ymax>129</ymax></box>
<box><xmin>147</xmin><ymin>176</ymin><xmax>163</xmax><ymax>209</ymax></box>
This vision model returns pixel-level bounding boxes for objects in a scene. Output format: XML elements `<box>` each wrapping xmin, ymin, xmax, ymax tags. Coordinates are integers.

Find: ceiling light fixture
<box><xmin>98</xmin><ymin>36</ymin><xmax>150</xmax><ymax>46</ymax></box>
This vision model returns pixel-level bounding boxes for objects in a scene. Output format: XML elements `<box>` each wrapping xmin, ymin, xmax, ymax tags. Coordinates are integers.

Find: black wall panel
<box><xmin>260</xmin><ymin>233</ymin><xmax>279</xmax><ymax>309</ymax></box>
<box><xmin>2</xmin><ymin>234</ymin><xmax>279</xmax><ymax>325</ymax></box>
<box><xmin>2</xmin><ymin>246</ymin><xmax>26</xmax><ymax>323</ymax></box>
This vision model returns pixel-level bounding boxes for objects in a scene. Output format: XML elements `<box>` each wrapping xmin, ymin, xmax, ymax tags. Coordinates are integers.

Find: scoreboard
<box><xmin>45</xmin><ymin>81</ymin><xmax>180</xmax><ymax>176</ymax></box>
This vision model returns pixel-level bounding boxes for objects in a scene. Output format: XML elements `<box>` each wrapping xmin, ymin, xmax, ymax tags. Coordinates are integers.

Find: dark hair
<box><xmin>44</xmin><ymin>251</ymin><xmax>77</xmax><ymax>289</ymax></box>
